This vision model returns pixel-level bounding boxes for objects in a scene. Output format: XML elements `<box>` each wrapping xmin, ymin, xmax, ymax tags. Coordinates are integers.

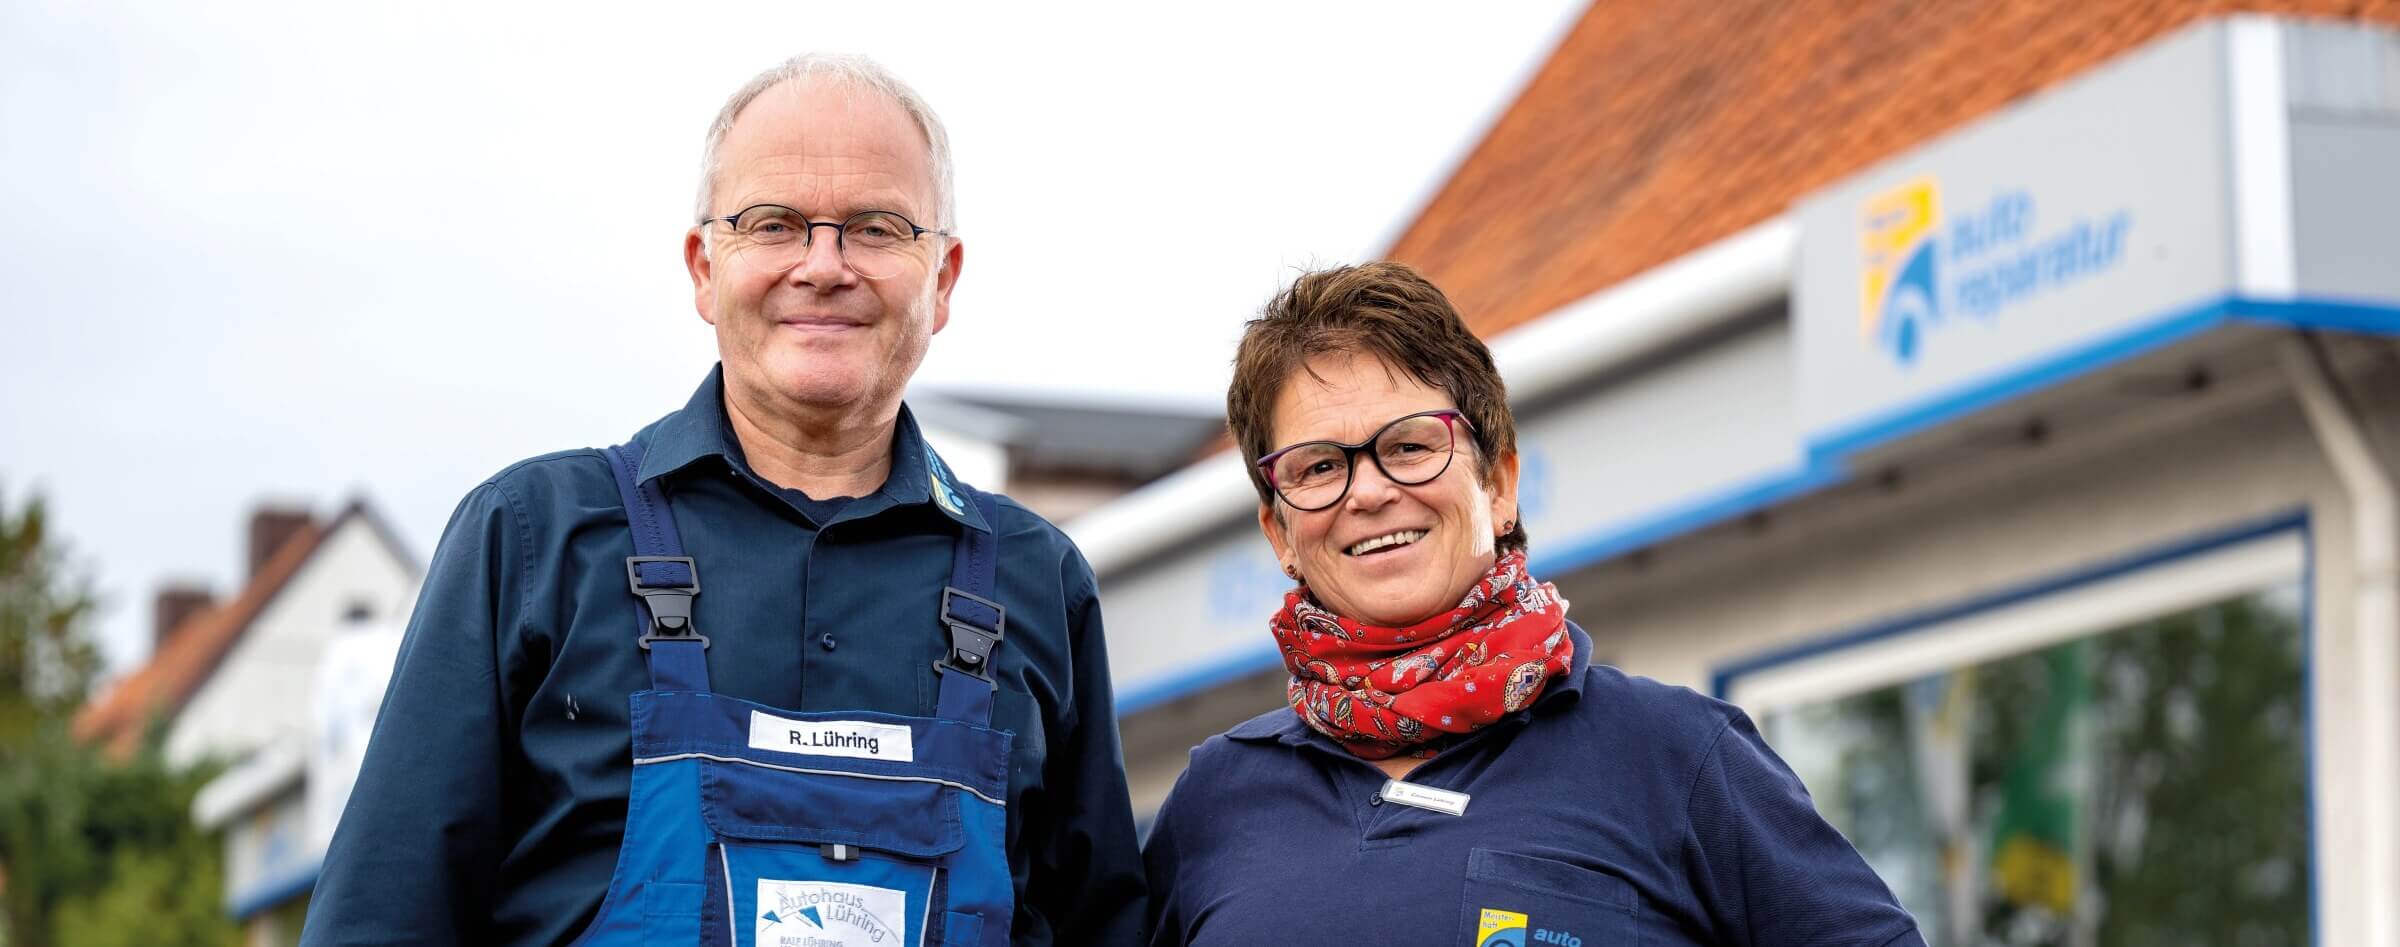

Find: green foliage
<box><xmin>52</xmin><ymin>832</ymin><xmax>236</xmax><ymax>947</ymax></box>
<box><xmin>2087</xmin><ymin>596</ymin><xmax>2310</xmax><ymax>946</ymax></box>
<box><xmin>0</xmin><ymin>486</ymin><xmax>239</xmax><ymax>947</ymax></box>
<box><xmin>0</xmin><ymin>485</ymin><xmax>104</xmax><ymax>746</ymax></box>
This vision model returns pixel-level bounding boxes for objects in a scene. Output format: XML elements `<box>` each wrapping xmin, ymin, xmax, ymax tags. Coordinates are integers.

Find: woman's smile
<box><xmin>1344</xmin><ymin>528</ymin><xmax>1428</xmax><ymax>557</ymax></box>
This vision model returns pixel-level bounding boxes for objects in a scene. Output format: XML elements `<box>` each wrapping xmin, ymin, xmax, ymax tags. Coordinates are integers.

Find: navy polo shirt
<box><xmin>1143</xmin><ymin>622</ymin><xmax>1925</xmax><ymax>947</ymax></box>
<box><xmin>304</xmin><ymin>367</ymin><xmax>1145</xmax><ymax>947</ymax></box>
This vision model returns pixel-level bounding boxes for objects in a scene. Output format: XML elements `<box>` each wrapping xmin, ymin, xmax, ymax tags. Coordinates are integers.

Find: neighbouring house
<box><xmin>74</xmin><ymin>500</ymin><xmax>418</xmax><ymax>945</ymax></box>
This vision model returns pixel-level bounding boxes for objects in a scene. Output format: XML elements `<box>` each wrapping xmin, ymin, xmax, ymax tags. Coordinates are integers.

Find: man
<box><xmin>303</xmin><ymin>55</ymin><xmax>1146</xmax><ymax>946</ymax></box>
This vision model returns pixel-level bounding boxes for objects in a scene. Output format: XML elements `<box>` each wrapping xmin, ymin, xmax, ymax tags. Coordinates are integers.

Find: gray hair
<box><xmin>694</xmin><ymin>53</ymin><xmax>956</xmax><ymax>230</ymax></box>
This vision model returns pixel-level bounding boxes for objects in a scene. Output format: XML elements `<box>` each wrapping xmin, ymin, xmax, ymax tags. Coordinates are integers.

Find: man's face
<box><xmin>684</xmin><ymin>78</ymin><xmax>961</xmax><ymax>418</ymax></box>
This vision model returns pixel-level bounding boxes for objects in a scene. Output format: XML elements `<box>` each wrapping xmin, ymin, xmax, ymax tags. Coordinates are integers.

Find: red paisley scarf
<box><xmin>1273</xmin><ymin>550</ymin><xmax>1573</xmax><ymax>760</ymax></box>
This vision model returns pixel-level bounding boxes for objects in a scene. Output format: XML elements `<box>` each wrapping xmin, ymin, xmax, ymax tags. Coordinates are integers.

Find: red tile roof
<box><xmin>1386</xmin><ymin>0</ymin><xmax>2400</xmax><ymax>340</ymax></box>
<box><xmin>72</xmin><ymin>519</ymin><xmax>328</xmax><ymax>760</ymax></box>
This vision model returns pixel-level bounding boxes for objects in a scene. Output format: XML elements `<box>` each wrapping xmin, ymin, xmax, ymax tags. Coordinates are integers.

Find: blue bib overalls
<box><xmin>567</xmin><ymin>440</ymin><xmax>1015</xmax><ymax>947</ymax></box>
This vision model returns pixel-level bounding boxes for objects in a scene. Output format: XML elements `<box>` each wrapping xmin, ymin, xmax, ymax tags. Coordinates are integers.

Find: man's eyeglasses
<box><xmin>1256</xmin><ymin>409</ymin><xmax>1475</xmax><ymax>512</ymax></box>
<box><xmin>700</xmin><ymin>205</ymin><xmax>951</xmax><ymax>280</ymax></box>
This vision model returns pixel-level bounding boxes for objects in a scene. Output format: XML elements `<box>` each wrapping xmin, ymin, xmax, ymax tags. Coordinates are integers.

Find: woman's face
<box><xmin>1257</xmin><ymin>352</ymin><xmax>1519</xmax><ymax>627</ymax></box>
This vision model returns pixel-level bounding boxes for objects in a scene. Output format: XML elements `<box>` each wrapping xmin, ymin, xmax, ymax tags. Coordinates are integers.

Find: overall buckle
<box><xmin>935</xmin><ymin>586</ymin><xmax>1005</xmax><ymax>682</ymax></box>
<box><xmin>626</xmin><ymin>556</ymin><xmax>710</xmax><ymax>650</ymax></box>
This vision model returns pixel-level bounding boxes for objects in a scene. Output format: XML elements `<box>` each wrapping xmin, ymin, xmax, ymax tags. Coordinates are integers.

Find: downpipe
<box><xmin>2283</xmin><ymin>332</ymin><xmax>2400</xmax><ymax>945</ymax></box>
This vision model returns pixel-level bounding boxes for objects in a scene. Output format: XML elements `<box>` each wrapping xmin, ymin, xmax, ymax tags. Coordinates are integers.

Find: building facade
<box><xmin>1083</xmin><ymin>12</ymin><xmax>2400</xmax><ymax>946</ymax></box>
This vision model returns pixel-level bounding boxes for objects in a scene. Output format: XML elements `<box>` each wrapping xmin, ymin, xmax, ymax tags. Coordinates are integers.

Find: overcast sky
<box><xmin>0</xmin><ymin>0</ymin><xmax>1583</xmax><ymax>673</ymax></box>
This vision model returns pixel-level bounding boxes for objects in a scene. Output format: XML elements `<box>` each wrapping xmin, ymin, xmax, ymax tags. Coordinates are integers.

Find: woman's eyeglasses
<box><xmin>1255</xmin><ymin>409</ymin><xmax>1474</xmax><ymax>512</ymax></box>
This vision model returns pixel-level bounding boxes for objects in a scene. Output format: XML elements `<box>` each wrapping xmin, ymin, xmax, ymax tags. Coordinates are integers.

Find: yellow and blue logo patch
<box><xmin>1859</xmin><ymin>177</ymin><xmax>1943</xmax><ymax>365</ymax></box>
<box><xmin>923</xmin><ymin>443</ymin><xmax>970</xmax><ymax>518</ymax></box>
<box><xmin>1476</xmin><ymin>907</ymin><xmax>1529</xmax><ymax>947</ymax></box>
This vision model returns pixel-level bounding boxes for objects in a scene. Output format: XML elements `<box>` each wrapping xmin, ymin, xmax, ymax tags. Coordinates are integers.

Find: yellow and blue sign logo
<box><xmin>1859</xmin><ymin>177</ymin><xmax>1944</xmax><ymax>365</ymax></box>
<box><xmin>1856</xmin><ymin>176</ymin><xmax>2135</xmax><ymax>367</ymax></box>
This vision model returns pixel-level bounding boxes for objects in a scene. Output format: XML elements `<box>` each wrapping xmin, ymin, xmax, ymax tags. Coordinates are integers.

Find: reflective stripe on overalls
<box><xmin>567</xmin><ymin>439</ymin><xmax>1016</xmax><ymax>947</ymax></box>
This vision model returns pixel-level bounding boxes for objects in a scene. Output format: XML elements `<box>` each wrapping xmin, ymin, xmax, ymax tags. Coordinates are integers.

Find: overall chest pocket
<box><xmin>1457</xmin><ymin>848</ymin><xmax>1642</xmax><ymax>947</ymax></box>
<box><xmin>697</xmin><ymin>757</ymin><xmax>969</xmax><ymax>947</ymax></box>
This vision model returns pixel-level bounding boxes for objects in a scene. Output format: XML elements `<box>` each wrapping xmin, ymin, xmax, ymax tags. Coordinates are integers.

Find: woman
<box><xmin>1143</xmin><ymin>262</ymin><xmax>1925</xmax><ymax>947</ymax></box>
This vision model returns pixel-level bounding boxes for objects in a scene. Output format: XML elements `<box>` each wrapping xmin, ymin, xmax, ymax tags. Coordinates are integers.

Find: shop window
<box><xmin>1726</xmin><ymin>530</ymin><xmax>2309</xmax><ymax>946</ymax></box>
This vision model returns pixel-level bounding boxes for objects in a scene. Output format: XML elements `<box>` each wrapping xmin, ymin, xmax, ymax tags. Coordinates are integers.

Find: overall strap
<box><xmin>603</xmin><ymin>443</ymin><xmax>711</xmax><ymax>692</ymax></box>
<box><xmin>934</xmin><ymin>489</ymin><xmax>1005</xmax><ymax>724</ymax></box>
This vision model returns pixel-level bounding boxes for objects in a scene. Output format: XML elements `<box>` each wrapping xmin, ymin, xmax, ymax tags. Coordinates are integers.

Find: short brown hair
<box><xmin>1227</xmin><ymin>261</ymin><xmax>1527</xmax><ymax>554</ymax></box>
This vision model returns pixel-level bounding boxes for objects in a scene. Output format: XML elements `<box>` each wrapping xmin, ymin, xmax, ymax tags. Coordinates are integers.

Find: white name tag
<box><xmin>1381</xmin><ymin>779</ymin><xmax>1471</xmax><ymax>816</ymax></box>
<box><xmin>748</xmin><ymin>711</ymin><xmax>915</xmax><ymax>763</ymax></box>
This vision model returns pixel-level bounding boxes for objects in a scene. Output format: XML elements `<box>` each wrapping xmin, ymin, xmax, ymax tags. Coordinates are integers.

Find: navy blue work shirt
<box><xmin>304</xmin><ymin>367</ymin><xmax>1146</xmax><ymax>946</ymax></box>
<box><xmin>1143</xmin><ymin>622</ymin><xmax>1924</xmax><ymax>947</ymax></box>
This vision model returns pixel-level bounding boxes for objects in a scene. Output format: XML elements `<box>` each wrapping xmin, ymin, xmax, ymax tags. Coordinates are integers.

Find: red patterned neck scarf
<box><xmin>1272</xmin><ymin>550</ymin><xmax>1573</xmax><ymax>760</ymax></box>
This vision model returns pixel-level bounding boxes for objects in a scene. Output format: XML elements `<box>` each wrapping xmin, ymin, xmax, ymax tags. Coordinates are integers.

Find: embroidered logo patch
<box><xmin>1476</xmin><ymin>907</ymin><xmax>1528</xmax><ymax>947</ymax></box>
<box><xmin>924</xmin><ymin>444</ymin><xmax>970</xmax><ymax>517</ymax></box>
<box><xmin>747</xmin><ymin>711</ymin><xmax>915</xmax><ymax>762</ymax></box>
<box><xmin>757</xmin><ymin>879</ymin><xmax>905</xmax><ymax>946</ymax></box>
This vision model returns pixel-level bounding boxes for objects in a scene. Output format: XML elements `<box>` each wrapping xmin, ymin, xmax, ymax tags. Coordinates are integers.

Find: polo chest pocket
<box><xmin>697</xmin><ymin>756</ymin><xmax>974</xmax><ymax>947</ymax></box>
<box><xmin>1457</xmin><ymin>849</ymin><xmax>1641</xmax><ymax>947</ymax></box>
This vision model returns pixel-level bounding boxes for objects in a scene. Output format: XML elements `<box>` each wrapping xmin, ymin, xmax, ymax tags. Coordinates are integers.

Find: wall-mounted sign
<box><xmin>1796</xmin><ymin>22</ymin><xmax>2237</xmax><ymax>457</ymax></box>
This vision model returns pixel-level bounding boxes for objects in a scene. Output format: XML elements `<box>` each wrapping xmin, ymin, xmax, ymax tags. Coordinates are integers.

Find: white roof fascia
<box><xmin>1072</xmin><ymin>215</ymin><xmax>1799</xmax><ymax>579</ymax></box>
<box><xmin>191</xmin><ymin>734</ymin><xmax>306</xmax><ymax>829</ymax></box>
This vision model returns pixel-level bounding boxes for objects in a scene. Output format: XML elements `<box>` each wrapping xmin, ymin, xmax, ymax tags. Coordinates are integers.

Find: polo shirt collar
<box><xmin>1538</xmin><ymin>619</ymin><xmax>1593</xmax><ymax>710</ymax></box>
<box><xmin>1226</xmin><ymin>619</ymin><xmax>1594</xmax><ymax>749</ymax></box>
<box><xmin>874</xmin><ymin>404</ymin><xmax>993</xmax><ymax>533</ymax></box>
<box><xmin>635</xmin><ymin>365</ymin><xmax>737</xmax><ymax>485</ymax></box>
<box><xmin>636</xmin><ymin>364</ymin><xmax>990</xmax><ymax>533</ymax></box>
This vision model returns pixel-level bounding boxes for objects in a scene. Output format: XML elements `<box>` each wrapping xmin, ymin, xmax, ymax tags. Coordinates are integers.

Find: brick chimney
<box><xmin>248</xmin><ymin>505</ymin><xmax>315</xmax><ymax>579</ymax></box>
<box><xmin>153</xmin><ymin>581</ymin><xmax>215</xmax><ymax>652</ymax></box>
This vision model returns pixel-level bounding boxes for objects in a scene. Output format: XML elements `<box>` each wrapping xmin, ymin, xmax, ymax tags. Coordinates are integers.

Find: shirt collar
<box><xmin>881</xmin><ymin>404</ymin><xmax>993</xmax><ymax>533</ymax></box>
<box><xmin>635</xmin><ymin>364</ymin><xmax>738</xmax><ymax>484</ymax></box>
<box><xmin>635</xmin><ymin>364</ymin><xmax>991</xmax><ymax>533</ymax></box>
<box><xmin>1224</xmin><ymin>706</ymin><xmax>1307</xmax><ymax>745</ymax></box>
<box><xmin>1539</xmin><ymin>619</ymin><xmax>1593</xmax><ymax>710</ymax></box>
<box><xmin>1226</xmin><ymin>619</ymin><xmax>1593</xmax><ymax>749</ymax></box>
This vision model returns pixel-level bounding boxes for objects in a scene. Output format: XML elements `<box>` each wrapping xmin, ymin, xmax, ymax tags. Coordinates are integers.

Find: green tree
<box><xmin>0</xmin><ymin>485</ymin><xmax>102</xmax><ymax>746</ymax></box>
<box><xmin>0</xmin><ymin>486</ymin><xmax>237</xmax><ymax>947</ymax></box>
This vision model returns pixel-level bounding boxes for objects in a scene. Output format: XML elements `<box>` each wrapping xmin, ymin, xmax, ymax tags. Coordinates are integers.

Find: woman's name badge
<box><xmin>1381</xmin><ymin>779</ymin><xmax>1471</xmax><ymax>816</ymax></box>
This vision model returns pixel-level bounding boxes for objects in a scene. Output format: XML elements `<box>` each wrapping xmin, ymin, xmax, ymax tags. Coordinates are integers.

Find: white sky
<box><xmin>0</xmin><ymin>0</ymin><xmax>1584</xmax><ymax>673</ymax></box>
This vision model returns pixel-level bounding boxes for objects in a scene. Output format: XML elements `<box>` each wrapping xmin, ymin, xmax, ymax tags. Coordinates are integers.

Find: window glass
<box><xmin>1762</xmin><ymin>584</ymin><xmax>2309</xmax><ymax>946</ymax></box>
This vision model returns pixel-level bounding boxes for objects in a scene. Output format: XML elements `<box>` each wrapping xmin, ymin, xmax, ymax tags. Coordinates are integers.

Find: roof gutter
<box><xmin>192</xmin><ymin>734</ymin><xmax>306</xmax><ymax>829</ymax></box>
<box><xmin>1071</xmin><ymin>215</ymin><xmax>1799</xmax><ymax>578</ymax></box>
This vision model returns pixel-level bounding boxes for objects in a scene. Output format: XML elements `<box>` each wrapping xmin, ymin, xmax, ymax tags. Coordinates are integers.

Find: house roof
<box><xmin>917</xmin><ymin>389</ymin><xmax>1226</xmax><ymax>480</ymax></box>
<box><xmin>1385</xmin><ymin>0</ymin><xmax>2400</xmax><ymax>340</ymax></box>
<box><xmin>71</xmin><ymin>500</ymin><xmax>413</xmax><ymax>759</ymax></box>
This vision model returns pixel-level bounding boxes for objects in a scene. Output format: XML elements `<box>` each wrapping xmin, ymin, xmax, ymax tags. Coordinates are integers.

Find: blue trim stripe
<box><xmin>1528</xmin><ymin>461</ymin><xmax>1847</xmax><ymax>579</ymax></box>
<box><xmin>1708</xmin><ymin>510</ymin><xmax>2309</xmax><ymax>700</ymax></box>
<box><xmin>1804</xmin><ymin>297</ymin><xmax>2232</xmax><ymax>464</ymax></box>
<box><xmin>2236</xmin><ymin>296</ymin><xmax>2400</xmax><ymax>335</ymax></box>
<box><xmin>226</xmin><ymin>854</ymin><xmax>324</xmax><ymax>920</ymax></box>
<box><xmin>1806</xmin><ymin>295</ymin><xmax>2400</xmax><ymax>464</ymax></box>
